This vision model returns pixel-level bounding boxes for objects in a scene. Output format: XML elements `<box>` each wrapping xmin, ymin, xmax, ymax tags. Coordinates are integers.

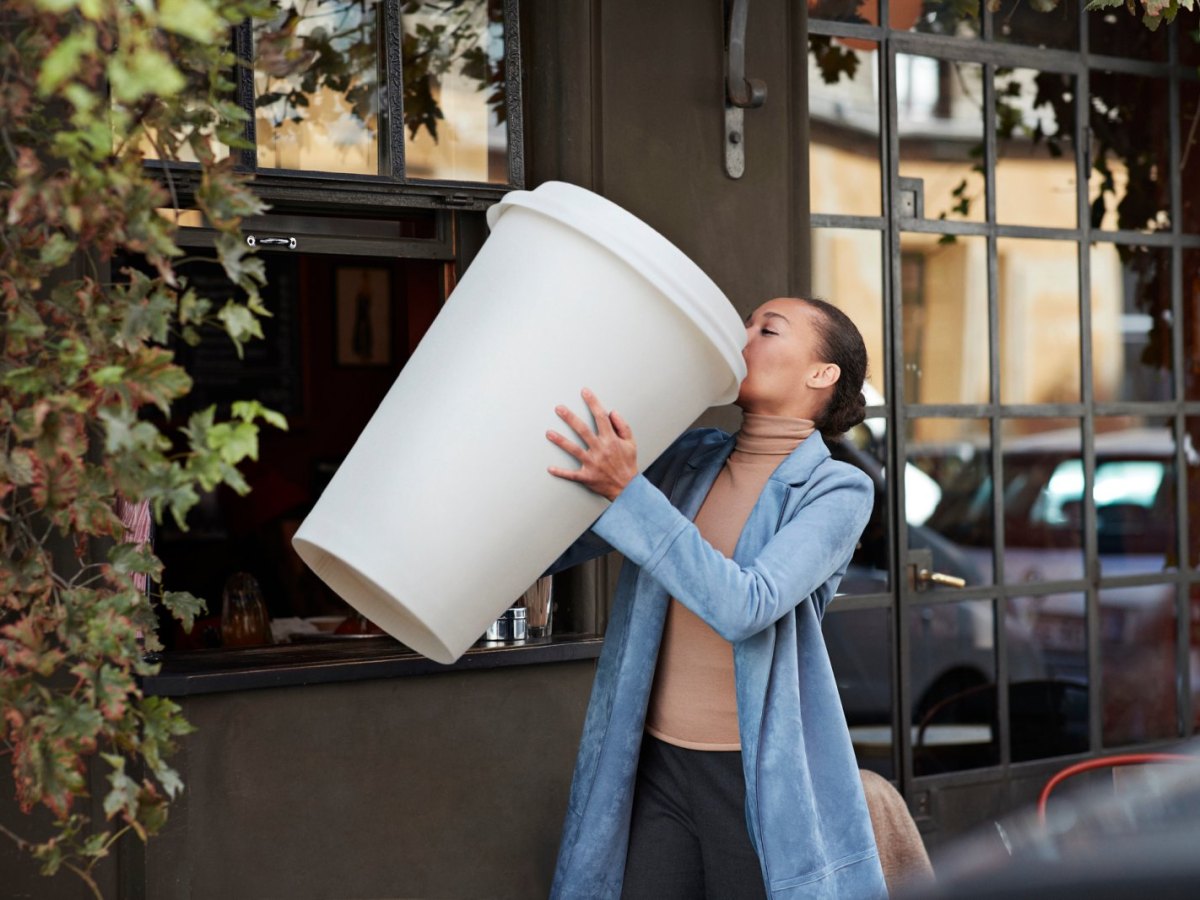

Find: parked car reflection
<box><xmin>823</xmin><ymin>420</ymin><xmax>1181</xmax><ymax>776</ymax></box>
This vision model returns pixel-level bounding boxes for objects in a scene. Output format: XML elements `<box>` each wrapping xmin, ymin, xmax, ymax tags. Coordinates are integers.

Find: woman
<box><xmin>544</xmin><ymin>297</ymin><xmax>887</xmax><ymax>900</ymax></box>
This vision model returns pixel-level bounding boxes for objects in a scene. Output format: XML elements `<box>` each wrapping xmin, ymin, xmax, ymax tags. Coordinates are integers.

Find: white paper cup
<box><xmin>292</xmin><ymin>181</ymin><xmax>746</xmax><ymax>663</ymax></box>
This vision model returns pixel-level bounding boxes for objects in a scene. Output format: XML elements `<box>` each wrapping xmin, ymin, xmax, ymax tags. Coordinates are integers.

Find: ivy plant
<box><xmin>0</xmin><ymin>0</ymin><xmax>285</xmax><ymax>895</ymax></box>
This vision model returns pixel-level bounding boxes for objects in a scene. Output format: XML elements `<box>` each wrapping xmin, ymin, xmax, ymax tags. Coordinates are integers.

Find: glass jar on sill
<box><xmin>220</xmin><ymin>571</ymin><xmax>272</xmax><ymax>648</ymax></box>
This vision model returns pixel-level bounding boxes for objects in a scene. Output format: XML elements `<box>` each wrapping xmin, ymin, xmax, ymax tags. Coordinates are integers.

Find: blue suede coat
<box><xmin>549</xmin><ymin>428</ymin><xmax>887</xmax><ymax>899</ymax></box>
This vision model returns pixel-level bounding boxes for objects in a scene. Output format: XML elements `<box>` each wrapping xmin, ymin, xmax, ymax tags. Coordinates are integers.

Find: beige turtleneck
<box><xmin>645</xmin><ymin>413</ymin><xmax>815</xmax><ymax>751</ymax></box>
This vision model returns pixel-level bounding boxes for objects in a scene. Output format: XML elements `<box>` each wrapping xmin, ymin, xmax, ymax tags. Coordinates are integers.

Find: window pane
<box><xmin>900</xmin><ymin>233</ymin><xmax>989</xmax><ymax>404</ymax></box>
<box><xmin>1089</xmin><ymin>72</ymin><xmax>1170</xmax><ymax>233</ymax></box>
<box><xmin>255</xmin><ymin>0</ymin><xmax>382</xmax><ymax>175</ymax></box>
<box><xmin>1091</xmin><ymin>245</ymin><xmax>1173</xmax><ymax>402</ymax></box>
<box><xmin>1009</xmin><ymin>591</ymin><xmax>1089</xmax><ymax>761</ymax></box>
<box><xmin>1089</xmin><ymin>7</ymin><xmax>1169</xmax><ymax>60</ymax></box>
<box><xmin>1182</xmin><ymin>25</ymin><xmax>1200</xmax><ymax>67</ymax></box>
<box><xmin>808</xmin><ymin>38</ymin><xmax>881</xmax><ymax>217</ymax></box>
<box><xmin>994</xmin><ymin>69</ymin><xmax>1077</xmax><ymax>230</ymax></box>
<box><xmin>898</xmin><ymin>55</ymin><xmax>985</xmax><ymax>223</ymax></box>
<box><xmin>1186</xmin><ymin>251</ymin><xmax>1200</xmax><ymax>402</ymax></box>
<box><xmin>834</xmin><ymin>418</ymin><xmax>891</xmax><ymax>595</ymax></box>
<box><xmin>911</xmin><ymin>417</ymin><xmax>993</xmax><ymax>585</ymax></box>
<box><xmin>992</xmin><ymin>0</ymin><xmax>1079</xmax><ymax>51</ymax></box>
<box><xmin>811</xmin><ymin>227</ymin><xmax>887</xmax><ymax>402</ymax></box>
<box><xmin>894</xmin><ymin>0</ymin><xmax>980</xmax><ymax>38</ymax></box>
<box><xmin>1000</xmin><ymin>418</ymin><xmax>1084</xmax><ymax>584</ymax></box>
<box><xmin>1182</xmin><ymin>80</ymin><xmax>1200</xmax><ymax>235</ymax></box>
<box><xmin>911</xmin><ymin>599</ymin><xmax>999</xmax><ymax>776</ymax></box>
<box><xmin>997</xmin><ymin>238</ymin><xmax>1080</xmax><ymax>404</ymax></box>
<box><xmin>1191</xmin><ymin>585</ymin><xmax>1200</xmax><ymax>733</ymax></box>
<box><xmin>1187</xmin><ymin>417</ymin><xmax>1200</xmax><ymax>568</ymax></box>
<box><xmin>1095</xmin><ymin>417</ymin><xmax>1177</xmax><ymax>576</ymax></box>
<box><xmin>1101</xmin><ymin>585</ymin><xmax>1177</xmax><ymax>747</ymax></box>
<box><xmin>402</xmin><ymin>0</ymin><xmax>509</xmax><ymax>183</ymax></box>
<box><xmin>825</xmin><ymin>607</ymin><xmax>895</xmax><ymax>778</ymax></box>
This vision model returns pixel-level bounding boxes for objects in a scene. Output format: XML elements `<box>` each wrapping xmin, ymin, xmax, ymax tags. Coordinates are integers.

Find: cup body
<box><xmin>292</xmin><ymin>182</ymin><xmax>746</xmax><ymax>664</ymax></box>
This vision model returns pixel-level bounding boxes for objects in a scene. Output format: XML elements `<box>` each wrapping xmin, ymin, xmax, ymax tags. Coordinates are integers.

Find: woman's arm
<box><xmin>546</xmin><ymin>388</ymin><xmax>872</xmax><ymax>642</ymax></box>
<box><xmin>591</xmin><ymin>466</ymin><xmax>873</xmax><ymax>643</ymax></box>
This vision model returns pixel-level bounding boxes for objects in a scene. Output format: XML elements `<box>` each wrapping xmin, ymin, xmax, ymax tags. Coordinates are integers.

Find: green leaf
<box><xmin>91</xmin><ymin>366</ymin><xmax>127</xmax><ymax>387</ymax></box>
<box><xmin>158</xmin><ymin>0</ymin><xmax>225</xmax><ymax>43</ymax></box>
<box><xmin>231</xmin><ymin>400</ymin><xmax>288</xmax><ymax>431</ymax></box>
<box><xmin>217</xmin><ymin>301</ymin><xmax>264</xmax><ymax>357</ymax></box>
<box><xmin>161</xmin><ymin>591</ymin><xmax>206</xmax><ymax>633</ymax></box>
<box><xmin>40</xmin><ymin>233</ymin><xmax>78</xmax><ymax>267</ymax></box>
<box><xmin>213</xmin><ymin>232</ymin><xmax>267</xmax><ymax>288</ymax></box>
<box><xmin>108</xmin><ymin>49</ymin><xmax>185</xmax><ymax>103</ymax></box>
<box><xmin>38</xmin><ymin>28</ymin><xmax>96</xmax><ymax>96</ymax></box>
<box><xmin>108</xmin><ymin>542</ymin><xmax>165</xmax><ymax>580</ymax></box>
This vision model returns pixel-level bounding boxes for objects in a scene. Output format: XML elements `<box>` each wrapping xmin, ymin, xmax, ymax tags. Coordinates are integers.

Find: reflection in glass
<box><xmin>402</xmin><ymin>0</ymin><xmax>509</xmax><ymax>183</ymax></box>
<box><xmin>1187</xmin><ymin>417</ymin><xmax>1200</xmax><ymax>567</ymax></box>
<box><xmin>1191</xmin><ymin>586</ymin><xmax>1200</xmax><ymax>732</ymax></box>
<box><xmin>997</xmin><ymin>238</ymin><xmax>1080</xmax><ymax>404</ymax></box>
<box><xmin>898</xmin><ymin>56</ymin><xmax>985</xmax><ymax>222</ymax></box>
<box><xmin>1091</xmin><ymin>246</ymin><xmax>1173</xmax><ymax>402</ymax></box>
<box><xmin>900</xmin><ymin>234</ymin><xmax>989</xmax><ymax>404</ymax></box>
<box><xmin>992</xmin><ymin>0</ymin><xmax>1078</xmax><ymax>51</ymax></box>
<box><xmin>255</xmin><ymin>0</ymin><xmax>382</xmax><ymax>175</ymax></box>
<box><xmin>910</xmin><ymin>599</ymin><xmax>998</xmax><ymax>776</ymax></box>
<box><xmin>1182</xmin><ymin>80</ymin><xmax>1200</xmax><ymax>234</ymax></box>
<box><xmin>909</xmin><ymin>418</ymin><xmax>991</xmax><ymax>584</ymax></box>
<box><xmin>894</xmin><ymin>0</ymin><xmax>979</xmax><ymax>37</ymax></box>
<box><xmin>1183</xmin><ymin>25</ymin><xmax>1200</xmax><ymax>67</ymax></box>
<box><xmin>1094</xmin><ymin>417</ymin><xmax>1176</xmax><ymax>576</ymax></box>
<box><xmin>1187</xmin><ymin>253</ymin><xmax>1200</xmax><ymax>402</ymax></box>
<box><xmin>835</xmin><ymin>418</ymin><xmax>890</xmax><ymax>595</ymax></box>
<box><xmin>1007</xmin><ymin>591</ymin><xmax>1089</xmax><ymax>761</ymax></box>
<box><xmin>994</xmin><ymin>69</ymin><xmax>1076</xmax><ymax>230</ymax></box>
<box><xmin>806</xmin><ymin>0</ymin><xmax>979</xmax><ymax>36</ymax></box>
<box><xmin>824</xmin><ymin>607</ymin><xmax>895</xmax><ymax>778</ymax></box>
<box><xmin>1090</xmin><ymin>7</ymin><xmax>1168</xmax><ymax>60</ymax></box>
<box><xmin>1101</xmin><ymin>586</ymin><xmax>1176</xmax><ymax>747</ymax></box>
<box><xmin>808</xmin><ymin>39</ymin><xmax>881</xmax><ymax>217</ymax></box>
<box><xmin>1001</xmin><ymin>418</ymin><xmax>1084</xmax><ymax>583</ymax></box>
<box><xmin>1089</xmin><ymin>72</ymin><xmax>1170</xmax><ymax>232</ymax></box>
<box><xmin>811</xmin><ymin>228</ymin><xmax>887</xmax><ymax>401</ymax></box>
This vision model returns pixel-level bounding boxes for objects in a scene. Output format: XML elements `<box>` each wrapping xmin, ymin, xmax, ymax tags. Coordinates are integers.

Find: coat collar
<box><xmin>685</xmin><ymin>427</ymin><xmax>831</xmax><ymax>487</ymax></box>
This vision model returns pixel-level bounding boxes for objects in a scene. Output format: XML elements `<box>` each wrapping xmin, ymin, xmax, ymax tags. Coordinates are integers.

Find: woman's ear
<box><xmin>807</xmin><ymin>362</ymin><xmax>841</xmax><ymax>390</ymax></box>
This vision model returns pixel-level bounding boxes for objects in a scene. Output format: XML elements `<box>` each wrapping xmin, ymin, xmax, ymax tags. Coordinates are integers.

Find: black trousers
<box><xmin>621</xmin><ymin>735</ymin><xmax>768</xmax><ymax>900</ymax></box>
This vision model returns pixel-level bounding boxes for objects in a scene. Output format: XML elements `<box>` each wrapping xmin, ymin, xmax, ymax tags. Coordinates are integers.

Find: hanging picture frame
<box><xmin>334</xmin><ymin>266</ymin><xmax>392</xmax><ymax>367</ymax></box>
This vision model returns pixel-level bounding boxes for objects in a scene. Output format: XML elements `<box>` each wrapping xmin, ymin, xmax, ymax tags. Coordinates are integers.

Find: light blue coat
<box><xmin>549</xmin><ymin>428</ymin><xmax>887</xmax><ymax>899</ymax></box>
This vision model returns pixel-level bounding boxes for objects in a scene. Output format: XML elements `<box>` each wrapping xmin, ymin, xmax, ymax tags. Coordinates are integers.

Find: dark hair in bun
<box><xmin>799</xmin><ymin>297</ymin><xmax>868</xmax><ymax>439</ymax></box>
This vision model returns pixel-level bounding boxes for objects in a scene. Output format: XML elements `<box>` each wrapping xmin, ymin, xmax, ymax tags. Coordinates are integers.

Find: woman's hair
<box><xmin>798</xmin><ymin>296</ymin><xmax>868</xmax><ymax>439</ymax></box>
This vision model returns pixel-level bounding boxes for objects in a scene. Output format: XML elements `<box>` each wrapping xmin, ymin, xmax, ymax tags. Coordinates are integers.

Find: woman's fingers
<box><xmin>546</xmin><ymin>429</ymin><xmax>586</xmax><ymax>461</ymax></box>
<box><xmin>555</xmin><ymin>403</ymin><xmax>596</xmax><ymax>447</ymax></box>
<box><xmin>580</xmin><ymin>388</ymin><xmax>614</xmax><ymax>436</ymax></box>
<box><xmin>610</xmin><ymin>409</ymin><xmax>632</xmax><ymax>440</ymax></box>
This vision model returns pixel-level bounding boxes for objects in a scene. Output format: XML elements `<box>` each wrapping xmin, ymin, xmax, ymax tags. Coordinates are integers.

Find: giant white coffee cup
<box><xmin>292</xmin><ymin>182</ymin><xmax>747</xmax><ymax>663</ymax></box>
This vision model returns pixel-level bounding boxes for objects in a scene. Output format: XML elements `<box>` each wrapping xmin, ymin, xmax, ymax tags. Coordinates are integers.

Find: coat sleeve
<box><xmin>590</xmin><ymin>462</ymin><xmax>874</xmax><ymax>643</ymax></box>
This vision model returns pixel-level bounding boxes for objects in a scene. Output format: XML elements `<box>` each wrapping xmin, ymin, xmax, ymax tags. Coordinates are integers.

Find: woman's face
<box><xmin>736</xmin><ymin>298</ymin><xmax>840</xmax><ymax>418</ymax></box>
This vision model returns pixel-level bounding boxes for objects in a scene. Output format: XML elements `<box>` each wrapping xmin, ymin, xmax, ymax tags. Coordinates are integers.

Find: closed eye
<box><xmin>761</xmin><ymin>328</ymin><xmax>778</xmax><ymax>336</ymax></box>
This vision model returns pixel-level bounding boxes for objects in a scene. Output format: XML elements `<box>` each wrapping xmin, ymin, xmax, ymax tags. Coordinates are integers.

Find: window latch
<box><xmin>724</xmin><ymin>0</ymin><xmax>767</xmax><ymax>180</ymax></box>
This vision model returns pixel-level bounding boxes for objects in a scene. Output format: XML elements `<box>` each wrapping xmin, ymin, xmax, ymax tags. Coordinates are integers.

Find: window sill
<box><xmin>140</xmin><ymin>633</ymin><xmax>602</xmax><ymax>697</ymax></box>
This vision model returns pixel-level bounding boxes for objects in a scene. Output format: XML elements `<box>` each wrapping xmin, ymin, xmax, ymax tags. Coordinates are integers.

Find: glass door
<box><xmin>809</xmin><ymin>0</ymin><xmax>1198</xmax><ymax>837</ymax></box>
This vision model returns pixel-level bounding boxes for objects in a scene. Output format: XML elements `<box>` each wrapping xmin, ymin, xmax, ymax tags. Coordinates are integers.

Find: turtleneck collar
<box><xmin>733</xmin><ymin>412</ymin><xmax>816</xmax><ymax>458</ymax></box>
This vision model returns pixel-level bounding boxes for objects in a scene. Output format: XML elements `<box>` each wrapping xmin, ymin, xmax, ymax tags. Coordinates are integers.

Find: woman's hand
<box><xmin>547</xmin><ymin>388</ymin><xmax>638</xmax><ymax>501</ymax></box>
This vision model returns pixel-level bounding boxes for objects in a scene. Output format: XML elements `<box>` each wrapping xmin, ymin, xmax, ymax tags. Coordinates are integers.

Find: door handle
<box><xmin>916</xmin><ymin>568</ymin><xmax>967</xmax><ymax>589</ymax></box>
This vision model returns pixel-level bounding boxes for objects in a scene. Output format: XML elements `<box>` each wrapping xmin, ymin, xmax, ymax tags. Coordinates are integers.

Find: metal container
<box><xmin>484</xmin><ymin>606</ymin><xmax>527</xmax><ymax>642</ymax></box>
